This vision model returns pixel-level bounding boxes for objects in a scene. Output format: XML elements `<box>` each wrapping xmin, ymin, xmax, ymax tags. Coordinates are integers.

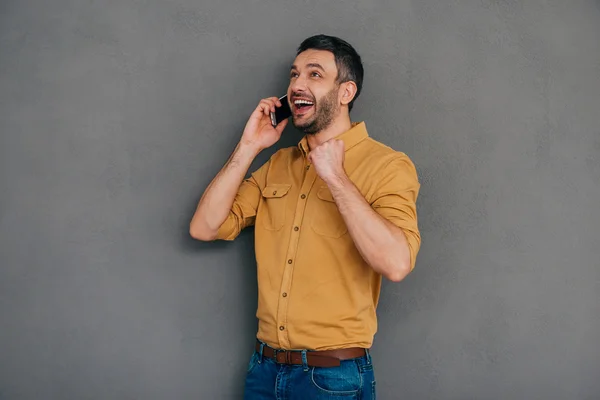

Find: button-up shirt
<box><xmin>216</xmin><ymin>121</ymin><xmax>421</xmax><ymax>350</ymax></box>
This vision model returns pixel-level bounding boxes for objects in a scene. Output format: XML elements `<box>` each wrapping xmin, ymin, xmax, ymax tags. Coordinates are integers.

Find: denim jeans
<box><xmin>243</xmin><ymin>342</ymin><xmax>376</xmax><ymax>399</ymax></box>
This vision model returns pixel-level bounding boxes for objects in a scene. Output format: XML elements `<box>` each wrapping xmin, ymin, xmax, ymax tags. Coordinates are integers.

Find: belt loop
<box><xmin>365</xmin><ymin>348</ymin><xmax>372</xmax><ymax>364</ymax></box>
<box><xmin>258</xmin><ymin>342</ymin><xmax>265</xmax><ymax>364</ymax></box>
<box><xmin>301</xmin><ymin>350</ymin><xmax>309</xmax><ymax>372</ymax></box>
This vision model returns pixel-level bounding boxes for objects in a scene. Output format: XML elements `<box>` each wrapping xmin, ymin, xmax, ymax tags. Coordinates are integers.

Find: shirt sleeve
<box><xmin>370</xmin><ymin>154</ymin><xmax>421</xmax><ymax>270</ymax></box>
<box><xmin>214</xmin><ymin>159</ymin><xmax>269</xmax><ymax>241</ymax></box>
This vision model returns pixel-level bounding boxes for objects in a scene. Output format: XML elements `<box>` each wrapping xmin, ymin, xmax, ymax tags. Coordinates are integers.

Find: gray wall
<box><xmin>1</xmin><ymin>0</ymin><xmax>599</xmax><ymax>398</ymax></box>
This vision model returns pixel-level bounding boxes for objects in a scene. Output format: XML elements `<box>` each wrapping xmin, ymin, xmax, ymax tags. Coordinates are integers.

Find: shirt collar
<box><xmin>298</xmin><ymin>121</ymin><xmax>369</xmax><ymax>156</ymax></box>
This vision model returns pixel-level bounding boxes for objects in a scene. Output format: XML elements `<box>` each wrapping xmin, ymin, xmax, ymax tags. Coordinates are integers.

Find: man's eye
<box><xmin>290</xmin><ymin>72</ymin><xmax>298</xmax><ymax>78</ymax></box>
<box><xmin>311</xmin><ymin>72</ymin><xmax>321</xmax><ymax>77</ymax></box>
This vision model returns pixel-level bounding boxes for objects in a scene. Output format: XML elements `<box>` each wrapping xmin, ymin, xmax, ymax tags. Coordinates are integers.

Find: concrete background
<box><xmin>1</xmin><ymin>0</ymin><xmax>599</xmax><ymax>398</ymax></box>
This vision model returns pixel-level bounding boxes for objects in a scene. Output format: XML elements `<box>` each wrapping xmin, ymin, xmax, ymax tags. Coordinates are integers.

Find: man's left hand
<box><xmin>308</xmin><ymin>139</ymin><xmax>346</xmax><ymax>184</ymax></box>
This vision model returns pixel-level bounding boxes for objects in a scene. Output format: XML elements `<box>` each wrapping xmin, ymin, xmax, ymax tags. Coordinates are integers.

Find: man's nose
<box><xmin>290</xmin><ymin>76</ymin><xmax>308</xmax><ymax>93</ymax></box>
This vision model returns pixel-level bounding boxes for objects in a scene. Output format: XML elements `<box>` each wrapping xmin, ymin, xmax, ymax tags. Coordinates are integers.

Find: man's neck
<box><xmin>306</xmin><ymin>115</ymin><xmax>352</xmax><ymax>151</ymax></box>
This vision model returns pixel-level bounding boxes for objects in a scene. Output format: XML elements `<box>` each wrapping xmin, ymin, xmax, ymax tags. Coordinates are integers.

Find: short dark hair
<box><xmin>296</xmin><ymin>34</ymin><xmax>364</xmax><ymax>111</ymax></box>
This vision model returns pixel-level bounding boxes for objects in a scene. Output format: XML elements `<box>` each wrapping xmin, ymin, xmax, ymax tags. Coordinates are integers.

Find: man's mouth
<box><xmin>293</xmin><ymin>98</ymin><xmax>314</xmax><ymax>115</ymax></box>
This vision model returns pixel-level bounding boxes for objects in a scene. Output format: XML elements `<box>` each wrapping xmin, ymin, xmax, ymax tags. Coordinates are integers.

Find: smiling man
<box><xmin>189</xmin><ymin>34</ymin><xmax>421</xmax><ymax>399</ymax></box>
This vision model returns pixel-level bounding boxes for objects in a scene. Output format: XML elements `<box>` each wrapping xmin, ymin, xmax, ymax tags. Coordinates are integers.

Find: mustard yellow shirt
<box><xmin>216</xmin><ymin>122</ymin><xmax>421</xmax><ymax>350</ymax></box>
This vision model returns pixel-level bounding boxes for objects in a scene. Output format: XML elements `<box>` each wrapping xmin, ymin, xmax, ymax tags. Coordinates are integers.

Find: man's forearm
<box><xmin>189</xmin><ymin>142</ymin><xmax>260</xmax><ymax>241</ymax></box>
<box><xmin>326</xmin><ymin>174</ymin><xmax>412</xmax><ymax>282</ymax></box>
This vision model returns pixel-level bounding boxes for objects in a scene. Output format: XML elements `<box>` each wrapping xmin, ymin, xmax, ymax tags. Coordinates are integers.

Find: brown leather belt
<box><xmin>255</xmin><ymin>341</ymin><xmax>367</xmax><ymax>368</ymax></box>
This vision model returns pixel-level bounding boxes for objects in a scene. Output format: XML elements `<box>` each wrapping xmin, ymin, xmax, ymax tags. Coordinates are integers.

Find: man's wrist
<box><xmin>237</xmin><ymin>141</ymin><xmax>262</xmax><ymax>159</ymax></box>
<box><xmin>324</xmin><ymin>171</ymin><xmax>351</xmax><ymax>191</ymax></box>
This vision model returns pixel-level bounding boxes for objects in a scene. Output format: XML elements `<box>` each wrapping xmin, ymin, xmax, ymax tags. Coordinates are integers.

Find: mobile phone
<box><xmin>270</xmin><ymin>95</ymin><xmax>292</xmax><ymax>127</ymax></box>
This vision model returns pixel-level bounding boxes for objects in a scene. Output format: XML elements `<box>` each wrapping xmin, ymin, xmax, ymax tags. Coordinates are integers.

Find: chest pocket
<box><xmin>260</xmin><ymin>184</ymin><xmax>291</xmax><ymax>231</ymax></box>
<box><xmin>310</xmin><ymin>187</ymin><xmax>348</xmax><ymax>238</ymax></box>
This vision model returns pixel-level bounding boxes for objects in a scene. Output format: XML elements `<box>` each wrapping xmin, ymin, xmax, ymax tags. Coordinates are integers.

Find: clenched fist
<box><xmin>308</xmin><ymin>139</ymin><xmax>346</xmax><ymax>184</ymax></box>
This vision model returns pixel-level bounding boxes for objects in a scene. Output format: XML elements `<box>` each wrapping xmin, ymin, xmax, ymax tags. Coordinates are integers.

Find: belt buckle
<box><xmin>275</xmin><ymin>349</ymin><xmax>292</xmax><ymax>364</ymax></box>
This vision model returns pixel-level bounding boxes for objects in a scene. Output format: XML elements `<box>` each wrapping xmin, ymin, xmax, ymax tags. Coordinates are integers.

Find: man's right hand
<box><xmin>240</xmin><ymin>97</ymin><xmax>289</xmax><ymax>152</ymax></box>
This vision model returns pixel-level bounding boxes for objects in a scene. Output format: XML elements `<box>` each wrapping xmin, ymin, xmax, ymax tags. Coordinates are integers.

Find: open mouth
<box><xmin>293</xmin><ymin>99</ymin><xmax>314</xmax><ymax>115</ymax></box>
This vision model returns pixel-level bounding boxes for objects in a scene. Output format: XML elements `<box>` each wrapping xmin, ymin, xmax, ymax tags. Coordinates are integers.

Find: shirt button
<box><xmin>306</xmin><ymin>165</ymin><xmax>310</xmax><ymax>170</ymax></box>
<box><xmin>294</xmin><ymin>226</ymin><xmax>299</xmax><ymax>231</ymax></box>
<box><xmin>273</xmin><ymin>190</ymin><xmax>277</xmax><ymax>195</ymax></box>
<box><xmin>282</xmin><ymin>293</ymin><xmax>287</xmax><ymax>297</ymax></box>
<box><xmin>301</xmin><ymin>194</ymin><xmax>306</xmax><ymax>199</ymax></box>
<box><xmin>279</xmin><ymin>326</ymin><xmax>285</xmax><ymax>331</ymax></box>
<box><xmin>287</xmin><ymin>259</ymin><xmax>292</xmax><ymax>264</ymax></box>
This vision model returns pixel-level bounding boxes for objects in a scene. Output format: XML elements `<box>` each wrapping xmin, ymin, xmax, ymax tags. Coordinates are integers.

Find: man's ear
<box><xmin>339</xmin><ymin>81</ymin><xmax>358</xmax><ymax>106</ymax></box>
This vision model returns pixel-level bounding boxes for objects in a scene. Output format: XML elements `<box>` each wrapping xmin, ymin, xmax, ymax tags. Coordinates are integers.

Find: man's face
<box><xmin>287</xmin><ymin>49</ymin><xmax>340</xmax><ymax>135</ymax></box>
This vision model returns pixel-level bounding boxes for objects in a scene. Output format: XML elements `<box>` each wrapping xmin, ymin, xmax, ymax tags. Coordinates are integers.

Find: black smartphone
<box><xmin>270</xmin><ymin>95</ymin><xmax>292</xmax><ymax>127</ymax></box>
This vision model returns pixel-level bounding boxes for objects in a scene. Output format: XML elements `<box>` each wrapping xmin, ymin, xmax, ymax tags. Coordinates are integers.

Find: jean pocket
<box><xmin>246</xmin><ymin>352</ymin><xmax>259</xmax><ymax>375</ymax></box>
<box><xmin>310</xmin><ymin>360</ymin><xmax>361</xmax><ymax>396</ymax></box>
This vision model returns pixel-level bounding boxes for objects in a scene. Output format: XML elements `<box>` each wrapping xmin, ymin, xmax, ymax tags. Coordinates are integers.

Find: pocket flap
<box><xmin>262</xmin><ymin>184</ymin><xmax>291</xmax><ymax>198</ymax></box>
<box><xmin>317</xmin><ymin>187</ymin><xmax>335</xmax><ymax>202</ymax></box>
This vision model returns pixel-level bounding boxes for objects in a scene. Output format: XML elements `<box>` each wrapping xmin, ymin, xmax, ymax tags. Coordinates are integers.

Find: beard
<box><xmin>292</xmin><ymin>86</ymin><xmax>340</xmax><ymax>135</ymax></box>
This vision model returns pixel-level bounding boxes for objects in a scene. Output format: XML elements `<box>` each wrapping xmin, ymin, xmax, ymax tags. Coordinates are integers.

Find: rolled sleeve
<box><xmin>215</xmin><ymin>160</ymin><xmax>268</xmax><ymax>241</ymax></box>
<box><xmin>370</xmin><ymin>154</ymin><xmax>421</xmax><ymax>270</ymax></box>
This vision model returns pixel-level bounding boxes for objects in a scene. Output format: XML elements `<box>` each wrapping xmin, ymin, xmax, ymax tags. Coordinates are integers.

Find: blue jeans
<box><xmin>243</xmin><ymin>342</ymin><xmax>377</xmax><ymax>399</ymax></box>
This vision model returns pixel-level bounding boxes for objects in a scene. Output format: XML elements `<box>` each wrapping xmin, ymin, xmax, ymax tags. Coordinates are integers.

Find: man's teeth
<box><xmin>294</xmin><ymin>100</ymin><xmax>314</xmax><ymax>106</ymax></box>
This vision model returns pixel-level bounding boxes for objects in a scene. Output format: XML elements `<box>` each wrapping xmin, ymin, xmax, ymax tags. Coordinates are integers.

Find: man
<box><xmin>190</xmin><ymin>34</ymin><xmax>421</xmax><ymax>399</ymax></box>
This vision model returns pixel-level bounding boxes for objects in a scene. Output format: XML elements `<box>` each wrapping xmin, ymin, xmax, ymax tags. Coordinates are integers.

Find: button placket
<box><xmin>275</xmin><ymin>161</ymin><xmax>317</xmax><ymax>348</ymax></box>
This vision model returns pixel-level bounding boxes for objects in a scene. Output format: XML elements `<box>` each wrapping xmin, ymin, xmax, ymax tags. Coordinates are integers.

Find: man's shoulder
<box><xmin>268</xmin><ymin>145</ymin><xmax>302</xmax><ymax>163</ymax></box>
<box><xmin>358</xmin><ymin>135</ymin><xmax>415</xmax><ymax>169</ymax></box>
<box><xmin>357</xmin><ymin>136</ymin><xmax>420</xmax><ymax>195</ymax></box>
